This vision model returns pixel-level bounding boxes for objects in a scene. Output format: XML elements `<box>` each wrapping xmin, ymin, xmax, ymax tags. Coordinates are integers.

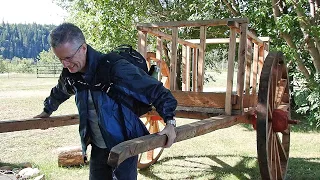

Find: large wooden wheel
<box><xmin>257</xmin><ymin>52</ymin><xmax>291</xmax><ymax>180</ymax></box>
<box><xmin>138</xmin><ymin>115</ymin><xmax>166</xmax><ymax>169</ymax></box>
<box><xmin>137</xmin><ymin>53</ymin><xmax>170</xmax><ymax>169</ymax></box>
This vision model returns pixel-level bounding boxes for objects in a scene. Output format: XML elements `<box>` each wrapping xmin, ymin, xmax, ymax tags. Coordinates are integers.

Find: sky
<box><xmin>0</xmin><ymin>0</ymin><xmax>68</xmax><ymax>25</ymax></box>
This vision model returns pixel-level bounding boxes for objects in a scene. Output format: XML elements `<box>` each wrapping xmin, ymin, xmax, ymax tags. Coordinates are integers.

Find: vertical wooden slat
<box><xmin>182</xmin><ymin>45</ymin><xmax>187</xmax><ymax>91</ymax></box>
<box><xmin>156</xmin><ymin>36</ymin><xmax>163</xmax><ymax>81</ymax></box>
<box><xmin>170</xmin><ymin>27</ymin><xmax>178</xmax><ymax>90</ymax></box>
<box><xmin>138</xmin><ymin>30</ymin><xmax>148</xmax><ymax>60</ymax></box>
<box><xmin>197</xmin><ymin>26</ymin><xmax>206</xmax><ymax>92</ymax></box>
<box><xmin>192</xmin><ymin>48</ymin><xmax>198</xmax><ymax>92</ymax></box>
<box><xmin>186</xmin><ymin>46</ymin><xmax>191</xmax><ymax>91</ymax></box>
<box><xmin>252</xmin><ymin>43</ymin><xmax>259</xmax><ymax>106</ymax></box>
<box><xmin>245</xmin><ymin>39</ymin><xmax>253</xmax><ymax>96</ymax></box>
<box><xmin>236</xmin><ymin>23</ymin><xmax>248</xmax><ymax>113</ymax></box>
<box><xmin>225</xmin><ymin>28</ymin><xmax>237</xmax><ymax>115</ymax></box>
<box><xmin>258</xmin><ymin>45</ymin><xmax>265</xmax><ymax>86</ymax></box>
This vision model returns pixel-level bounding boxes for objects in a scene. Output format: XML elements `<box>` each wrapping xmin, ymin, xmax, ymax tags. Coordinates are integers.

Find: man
<box><xmin>34</xmin><ymin>23</ymin><xmax>177</xmax><ymax>180</ymax></box>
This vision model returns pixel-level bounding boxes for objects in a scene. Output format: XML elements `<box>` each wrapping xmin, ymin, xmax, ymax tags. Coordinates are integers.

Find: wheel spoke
<box><xmin>144</xmin><ymin>118</ymin><xmax>150</xmax><ymax>126</ymax></box>
<box><xmin>275</xmin><ymin>79</ymin><xmax>287</xmax><ymax>108</ymax></box>
<box><xmin>274</xmin><ymin>133</ymin><xmax>284</xmax><ymax>179</ymax></box>
<box><xmin>275</xmin><ymin>133</ymin><xmax>288</xmax><ymax>161</ymax></box>
<box><xmin>147</xmin><ymin>149</ymin><xmax>154</xmax><ymax>160</ymax></box>
<box><xmin>138</xmin><ymin>152</ymin><xmax>144</xmax><ymax>162</ymax></box>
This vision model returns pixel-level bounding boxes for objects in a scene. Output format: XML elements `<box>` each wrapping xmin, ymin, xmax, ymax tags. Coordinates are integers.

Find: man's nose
<box><xmin>61</xmin><ymin>60</ymin><xmax>70</xmax><ymax>68</ymax></box>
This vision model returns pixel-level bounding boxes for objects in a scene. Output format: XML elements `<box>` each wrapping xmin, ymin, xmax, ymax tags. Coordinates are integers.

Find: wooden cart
<box><xmin>0</xmin><ymin>18</ymin><xmax>296</xmax><ymax>180</ymax></box>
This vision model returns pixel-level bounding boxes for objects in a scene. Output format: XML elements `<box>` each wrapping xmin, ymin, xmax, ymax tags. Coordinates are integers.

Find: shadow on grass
<box><xmin>0</xmin><ymin>162</ymin><xmax>29</xmax><ymax>169</ymax></box>
<box><xmin>139</xmin><ymin>155</ymin><xmax>320</xmax><ymax>180</ymax></box>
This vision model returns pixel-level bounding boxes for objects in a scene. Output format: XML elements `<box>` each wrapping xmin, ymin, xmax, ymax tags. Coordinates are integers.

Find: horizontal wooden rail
<box><xmin>107</xmin><ymin>113</ymin><xmax>252</xmax><ymax>167</ymax></box>
<box><xmin>0</xmin><ymin>114</ymin><xmax>79</xmax><ymax>133</ymax></box>
<box><xmin>185</xmin><ymin>37</ymin><xmax>270</xmax><ymax>44</ymax></box>
<box><xmin>137</xmin><ymin>26</ymin><xmax>200</xmax><ymax>48</ymax></box>
<box><xmin>0</xmin><ymin>92</ymin><xmax>257</xmax><ymax>133</ymax></box>
<box><xmin>136</xmin><ymin>18</ymin><xmax>248</xmax><ymax>28</ymax></box>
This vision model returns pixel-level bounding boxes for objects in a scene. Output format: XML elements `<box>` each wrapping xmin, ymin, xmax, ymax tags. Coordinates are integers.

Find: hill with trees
<box><xmin>0</xmin><ymin>22</ymin><xmax>55</xmax><ymax>59</ymax></box>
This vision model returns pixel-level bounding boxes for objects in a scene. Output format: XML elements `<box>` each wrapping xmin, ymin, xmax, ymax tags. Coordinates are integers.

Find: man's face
<box><xmin>53</xmin><ymin>42</ymin><xmax>87</xmax><ymax>73</ymax></box>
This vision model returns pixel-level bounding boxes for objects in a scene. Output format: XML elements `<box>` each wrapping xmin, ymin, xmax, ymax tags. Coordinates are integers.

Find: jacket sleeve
<box><xmin>43</xmin><ymin>73</ymin><xmax>74</xmax><ymax>114</ymax></box>
<box><xmin>109</xmin><ymin>59</ymin><xmax>177</xmax><ymax>122</ymax></box>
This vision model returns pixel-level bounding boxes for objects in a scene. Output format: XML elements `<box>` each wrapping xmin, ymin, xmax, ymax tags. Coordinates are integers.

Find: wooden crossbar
<box><xmin>0</xmin><ymin>114</ymin><xmax>79</xmax><ymax>133</ymax></box>
<box><xmin>107</xmin><ymin>113</ymin><xmax>252</xmax><ymax>167</ymax></box>
<box><xmin>136</xmin><ymin>18</ymin><xmax>249</xmax><ymax>28</ymax></box>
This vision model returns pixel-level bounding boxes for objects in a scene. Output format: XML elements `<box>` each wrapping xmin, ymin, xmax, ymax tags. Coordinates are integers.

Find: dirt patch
<box><xmin>0</xmin><ymin>90</ymin><xmax>50</xmax><ymax>99</ymax></box>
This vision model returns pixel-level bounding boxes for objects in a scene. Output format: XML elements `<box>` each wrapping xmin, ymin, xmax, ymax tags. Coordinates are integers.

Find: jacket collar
<box><xmin>82</xmin><ymin>45</ymin><xmax>104</xmax><ymax>84</ymax></box>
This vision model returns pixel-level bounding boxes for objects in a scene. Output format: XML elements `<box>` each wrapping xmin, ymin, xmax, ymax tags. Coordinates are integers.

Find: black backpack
<box><xmin>64</xmin><ymin>44</ymin><xmax>157</xmax><ymax>116</ymax></box>
<box><xmin>97</xmin><ymin>45</ymin><xmax>156</xmax><ymax>116</ymax></box>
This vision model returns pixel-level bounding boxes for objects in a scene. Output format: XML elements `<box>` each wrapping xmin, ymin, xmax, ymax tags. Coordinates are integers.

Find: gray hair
<box><xmin>49</xmin><ymin>23</ymin><xmax>86</xmax><ymax>48</ymax></box>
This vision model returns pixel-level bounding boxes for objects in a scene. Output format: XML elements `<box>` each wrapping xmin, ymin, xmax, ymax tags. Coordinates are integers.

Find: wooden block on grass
<box><xmin>57</xmin><ymin>146</ymin><xmax>85</xmax><ymax>167</ymax></box>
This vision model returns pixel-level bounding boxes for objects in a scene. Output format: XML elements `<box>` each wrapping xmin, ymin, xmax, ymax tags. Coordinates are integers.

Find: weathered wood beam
<box><xmin>137</xmin><ymin>31</ymin><xmax>148</xmax><ymax>60</ymax></box>
<box><xmin>0</xmin><ymin>114</ymin><xmax>79</xmax><ymax>133</ymax></box>
<box><xmin>136</xmin><ymin>18</ymin><xmax>249</xmax><ymax>28</ymax></box>
<box><xmin>225</xmin><ymin>27</ymin><xmax>237</xmax><ymax>115</ymax></box>
<box><xmin>192</xmin><ymin>48</ymin><xmax>198</xmax><ymax>92</ymax></box>
<box><xmin>107</xmin><ymin>113</ymin><xmax>251</xmax><ymax>167</ymax></box>
<box><xmin>156</xmin><ymin>36</ymin><xmax>163</xmax><ymax>81</ymax></box>
<box><xmin>137</xmin><ymin>27</ymin><xmax>200</xmax><ymax>49</ymax></box>
<box><xmin>170</xmin><ymin>27</ymin><xmax>178</xmax><ymax>90</ymax></box>
<box><xmin>236</xmin><ymin>23</ymin><xmax>248</xmax><ymax>113</ymax></box>
<box><xmin>186</xmin><ymin>37</ymin><xmax>270</xmax><ymax>44</ymax></box>
<box><xmin>197</xmin><ymin>26</ymin><xmax>206</xmax><ymax>92</ymax></box>
<box><xmin>172</xmin><ymin>91</ymin><xmax>237</xmax><ymax>108</ymax></box>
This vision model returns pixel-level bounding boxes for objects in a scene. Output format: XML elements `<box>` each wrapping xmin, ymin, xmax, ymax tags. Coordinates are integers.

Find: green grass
<box><xmin>0</xmin><ymin>74</ymin><xmax>320</xmax><ymax>179</ymax></box>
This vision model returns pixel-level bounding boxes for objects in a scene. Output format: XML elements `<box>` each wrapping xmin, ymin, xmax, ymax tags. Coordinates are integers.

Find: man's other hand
<box><xmin>158</xmin><ymin>124</ymin><xmax>176</xmax><ymax>148</ymax></box>
<box><xmin>34</xmin><ymin>111</ymin><xmax>51</xmax><ymax>118</ymax></box>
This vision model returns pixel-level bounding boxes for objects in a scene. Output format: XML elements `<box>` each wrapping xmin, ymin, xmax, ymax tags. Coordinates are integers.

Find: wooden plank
<box><xmin>186</xmin><ymin>38</ymin><xmax>240</xmax><ymax>44</ymax></box>
<box><xmin>186</xmin><ymin>46</ymin><xmax>191</xmax><ymax>91</ymax></box>
<box><xmin>186</xmin><ymin>37</ymin><xmax>269</xmax><ymax>44</ymax></box>
<box><xmin>197</xmin><ymin>26</ymin><xmax>206</xmax><ymax>92</ymax></box>
<box><xmin>0</xmin><ymin>114</ymin><xmax>79</xmax><ymax>133</ymax></box>
<box><xmin>137</xmin><ymin>27</ymin><xmax>200</xmax><ymax>49</ymax></box>
<box><xmin>170</xmin><ymin>27</ymin><xmax>178</xmax><ymax>90</ymax></box>
<box><xmin>258</xmin><ymin>45</ymin><xmax>265</xmax><ymax>86</ymax></box>
<box><xmin>252</xmin><ymin>43</ymin><xmax>259</xmax><ymax>106</ymax></box>
<box><xmin>172</xmin><ymin>91</ymin><xmax>237</xmax><ymax>108</ymax></box>
<box><xmin>192</xmin><ymin>48</ymin><xmax>198</xmax><ymax>92</ymax></box>
<box><xmin>137</xmin><ymin>30</ymin><xmax>147</xmax><ymax>59</ymax></box>
<box><xmin>245</xmin><ymin>39</ymin><xmax>253</xmax><ymax>95</ymax></box>
<box><xmin>227</xmin><ymin>21</ymin><xmax>240</xmax><ymax>29</ymax></box>
<box><xmin>156</xmin><ymin>36</ymin><xmax>163</xmax><ymax>81</ymax></box>
<box><xmin>247</xmin><ymin>31</ymin><xmax>264</xmax><ymax>46</ymax></box>
<box><xmin>136</xmin><ymin>18</ymin><xmax>249</xmax><ymax>28</ymax></box>
<box><xmin>225</xmin><ymin>27</ymin><xmax>237</xmax><ymax>115</ymax></box>
<box><xmin>107</xmin><ymin>113</ymin><xmax>251</xmax><ymax>167</ymax></box>
<box><xmin>236</xmin><ymin>23</ymin><xmax>248</xmax><ymax>113</ymax></box>
<box><xmin>182</xmin><ymin>45</ymin><xmax>187</xmax><ymax>91</ymax></box>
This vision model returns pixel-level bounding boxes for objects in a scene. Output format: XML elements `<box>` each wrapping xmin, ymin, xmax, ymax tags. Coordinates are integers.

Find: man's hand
<box><xmin>34</xmin><ymin>111</ymin><xmax>51</xmax><ymax>118</ymax></box>
<box><xmin>158</xmin><ymin>124</ymin><xmax>176</xmax><ymax>148</ymax></box>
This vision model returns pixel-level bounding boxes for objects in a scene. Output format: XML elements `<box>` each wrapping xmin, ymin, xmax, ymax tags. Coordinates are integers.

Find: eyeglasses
<box><xmin>59</xmin><ymin>44</ymin><xmax>83</xmax><ymax>62</ymax></box>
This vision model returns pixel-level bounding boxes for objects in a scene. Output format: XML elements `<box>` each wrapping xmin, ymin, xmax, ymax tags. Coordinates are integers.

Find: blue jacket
<box><xmin>43</xmin><ymin>45</ymin><xmax>177</xmax><ymax>156</ymax></box>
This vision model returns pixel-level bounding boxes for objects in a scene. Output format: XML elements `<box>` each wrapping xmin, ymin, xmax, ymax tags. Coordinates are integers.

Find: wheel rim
<box><xmin>137</xmin><ymin>115</ymin><xmax>165</xmax><ymax>169</ymax></box>
<box><xmin>257</xmin><ymin>52</ymin><xmax>291</xmax><ymax>180</ymax></box>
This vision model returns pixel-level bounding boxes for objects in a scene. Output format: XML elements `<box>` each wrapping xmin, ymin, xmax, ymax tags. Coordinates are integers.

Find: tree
<box><xmin>220</xmin><ymin>0</ymin><xmax>320</xmax><ymax>127</ymax></box>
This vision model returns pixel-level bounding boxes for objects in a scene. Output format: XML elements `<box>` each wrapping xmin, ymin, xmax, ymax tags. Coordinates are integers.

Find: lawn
<box><xmin>0</xmin><ymin>74</ymin><xmax>319</xmax><ymax>180</ymax></box>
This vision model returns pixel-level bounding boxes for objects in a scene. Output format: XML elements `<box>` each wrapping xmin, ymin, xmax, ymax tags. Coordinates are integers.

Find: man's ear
<box><xmin>82</xmin><ymin>43</ymin><xmax>88</xmax><ymax>52</ymax></box>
